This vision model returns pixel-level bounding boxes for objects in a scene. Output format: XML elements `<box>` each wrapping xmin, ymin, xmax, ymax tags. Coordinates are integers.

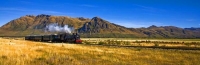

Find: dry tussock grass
<box><xmin>83</xmin><ymin>38</ymin><xmax>200</xmax><ymax>48</ymax></box>
<box><xmin>0</xmin><ymin>38</ymin><xmax>200</xmax><ymax>65</ymax></box>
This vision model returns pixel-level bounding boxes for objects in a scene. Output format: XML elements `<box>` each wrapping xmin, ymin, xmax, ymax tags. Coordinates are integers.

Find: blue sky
<box><xmin>0</xmin><ymin>0</ymin><xmax>200</xmax><ymax>28</ymax></box>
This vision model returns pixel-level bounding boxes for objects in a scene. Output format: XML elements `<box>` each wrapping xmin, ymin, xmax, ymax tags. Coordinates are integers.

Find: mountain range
<box><xmin>0</xmin><ymin>14</ymin><xmax>199</xmax><ymax>38</ymax></box>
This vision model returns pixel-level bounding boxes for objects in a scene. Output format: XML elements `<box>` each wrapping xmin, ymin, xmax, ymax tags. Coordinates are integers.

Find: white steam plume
<box><xmin>45</xmin><ymin>23</ymin><xmax>74</xmax><ymax>33</ymax></box>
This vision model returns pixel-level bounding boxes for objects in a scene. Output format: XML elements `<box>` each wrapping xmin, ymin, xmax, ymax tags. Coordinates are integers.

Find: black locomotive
<box><xmin>25</xmin><ymin>33</ymin><xmax>82</xmax><ymax>43</ymax></box>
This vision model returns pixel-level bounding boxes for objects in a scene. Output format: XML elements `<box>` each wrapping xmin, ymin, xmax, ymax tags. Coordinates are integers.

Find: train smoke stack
<box><xmin>45</xmin><ymin>23</ymin><xmax>74</xmax><ymax>33</ymax></box>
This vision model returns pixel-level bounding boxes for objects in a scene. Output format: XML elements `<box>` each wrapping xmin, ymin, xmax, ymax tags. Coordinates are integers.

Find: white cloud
<box><xmin>133</xmin><ymin>4</ymin><xmax>166</xmax><ymax>13</ymax></box>
<box><xmin>0</xmin><ymin>7</ymin><xmax>70</xmax><ymax>15</ymax></box>
<box><xmin>19</xmin><ymin>1</ymin><xmax>33</xmax><ymax>4</ymax></box>
<box><xmin>79</xmin><ymin>4</ymin><xmax>97</xmax><ymax>7</ymax></box>
<box><xmin>108</xmin><ymin>19</ymin><xmax>163</xmax><ymax>28</ymax></box>
<box><xmin>186</xmin><ymin>19</ymin><xmax>196</xmax><ymax>22</ymax></box>
<box><xmin>35</xmin><ymin>10</ymin><xmax>64</xmax><ymax>14</ymax></box>
<box><xmin>115</xmin><ymin>22</ymin><xmax>148</xmax><ymax>28</ymax></box>
<box><xmin>0</xmin><ymin>8</ymin><xmax>27</xmax><ymax>11</ymax></box>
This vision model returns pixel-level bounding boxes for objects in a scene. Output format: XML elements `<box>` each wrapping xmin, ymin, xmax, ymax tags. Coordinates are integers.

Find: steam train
<box><xmin>25</xmin><ymin>33</ymin><xmax>82</xmax><ymax>43</ymax></box>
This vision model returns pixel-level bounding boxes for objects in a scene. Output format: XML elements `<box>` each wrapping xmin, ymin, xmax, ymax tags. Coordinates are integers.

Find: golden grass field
<box><xmin>0</xmin><ymin>38</ymin><xmax>200</xmax><ymax>65</ymax></box>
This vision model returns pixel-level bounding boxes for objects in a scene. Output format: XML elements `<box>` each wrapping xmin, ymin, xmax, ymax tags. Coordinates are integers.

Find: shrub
<box><xmin>61</xmin><ymin>43</ymin><xmax>64</xmax><ymax>47</ymax></box>
<box><xmin>116</xmin><ymin>41</ymin><xmax>121</xmax><ymax>45</ymax></box>
<box><xmin>136</xmin><ymin>48</ymin><xmax>141</xmax><ymax>51</ymax></box>
<box><xmin>83</xmin><ymin>41</ymin><xmax>91</xmax><ymax>44</ymax></box>
<box><xmin>154</xmin><ymin>43</ymin><xmax>159</xmax><ymax>47</ymax></box>
<box><xmin>185</xmin><ymin>43</ymin><xmax>191</xmax><ymax>47</ymax></box>
<box><xmin>98</xmin><ymin>41</ymin><xmax>105</xmax><ymax>45</ymax></box>
<box><xmin>1</xmin><ymin>55</ymin><xmax>7</xmax><ymax>59</ymax></box>
<box><xmin>124</xmin><ymin>41</ymin><xmax>131</xmax><ymax>45</ymax></box>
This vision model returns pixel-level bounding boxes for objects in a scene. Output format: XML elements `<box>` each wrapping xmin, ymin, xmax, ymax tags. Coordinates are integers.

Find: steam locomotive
<box><xmin>25</xmin><ymin>33</ymin><xmax>82</xmax><ymax>43</ymax></box>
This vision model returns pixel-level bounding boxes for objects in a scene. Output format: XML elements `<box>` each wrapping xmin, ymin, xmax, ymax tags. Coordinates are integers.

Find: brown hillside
<box><xmin>128</xmin><ymin>25</ymin><xmax>200</xmax><ymax>38</ymax></box>
<box><xmin>78</xmin><ymin>17</ymin><xmax>147</xmax><ymax>37</ymax></box>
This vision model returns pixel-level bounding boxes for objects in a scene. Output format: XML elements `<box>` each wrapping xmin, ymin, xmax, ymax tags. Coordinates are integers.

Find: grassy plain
<box><xmin>82</xmin><ymin>38</ymin><xmax>200</xmax><ymax>48</ymax></box>
<box><xmin>0</xmin><ymin>38</ymin><xmax>200</xmax><ymax>65</ymax></box>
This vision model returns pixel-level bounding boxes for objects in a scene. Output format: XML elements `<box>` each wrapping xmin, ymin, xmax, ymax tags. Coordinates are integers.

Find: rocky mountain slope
<box><xmin>0</xmin><ymin>14</ymin><xmax>199</xmax><ymax>38</ymax></box>
<box><xmin>0</xmin><ymin>14</ymin><xmax>89</xmax><ymax>36</ymax></box>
